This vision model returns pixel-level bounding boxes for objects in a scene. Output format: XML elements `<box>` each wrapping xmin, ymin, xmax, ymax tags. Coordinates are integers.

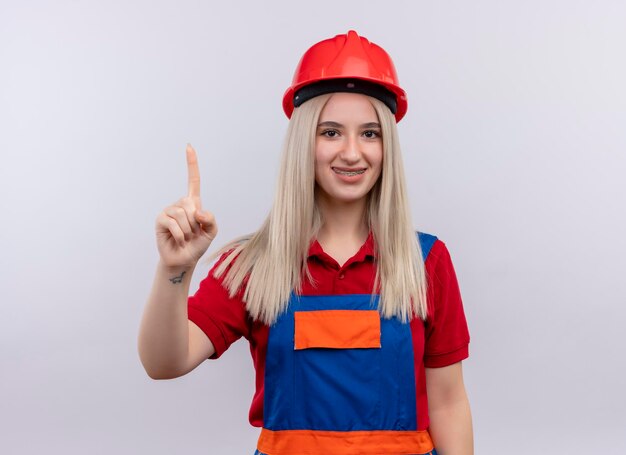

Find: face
<box><xmin>314</xmin><ymin>92</ymin><xmax>383</xmax><ymax>206</ymax></box>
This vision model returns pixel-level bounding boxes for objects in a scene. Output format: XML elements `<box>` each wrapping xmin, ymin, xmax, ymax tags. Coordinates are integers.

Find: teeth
<box><xmin>334</xmin><ymin>168</ymin><xmax>365</xmax><ymax>176</ymax></box>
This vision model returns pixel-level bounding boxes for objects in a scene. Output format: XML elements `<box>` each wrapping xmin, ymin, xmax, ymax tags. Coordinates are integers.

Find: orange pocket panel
<box><xmin>294</xmin><ymin>310</ymin><xmax>381</xmax><ymax>350</ymax></box>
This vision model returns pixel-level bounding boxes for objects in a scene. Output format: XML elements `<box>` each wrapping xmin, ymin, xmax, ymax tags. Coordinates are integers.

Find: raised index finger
<box><xmin>186</xmin><ymin>144</ymin><xmax>201</xmax><ymax>205</ymax></box>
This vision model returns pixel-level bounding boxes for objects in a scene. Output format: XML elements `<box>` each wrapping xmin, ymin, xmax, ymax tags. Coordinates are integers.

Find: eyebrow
<box><xmin>317</xmin><ymin>121</ymin><xmax>381</xmax><ymax>129</ymax></box>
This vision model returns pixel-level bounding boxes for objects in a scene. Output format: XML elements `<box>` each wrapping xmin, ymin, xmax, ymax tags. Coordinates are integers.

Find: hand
<box><xmin>155</xmin><ymin>144</ymin><xmax>218</xmax><ymax>269</ymax></box>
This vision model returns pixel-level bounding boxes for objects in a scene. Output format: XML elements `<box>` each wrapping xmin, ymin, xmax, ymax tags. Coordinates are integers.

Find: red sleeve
<box><xmin>187</xmin><ymin>254</ymin><xmax>251</xmax><ymax>359</ymax></box>
<box><xmin>423</xmin><ymin>239</ymin><xmax>470</xmax><ymax>368</ymax></box>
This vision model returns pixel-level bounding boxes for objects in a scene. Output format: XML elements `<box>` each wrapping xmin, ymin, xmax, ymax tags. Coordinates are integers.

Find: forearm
<box><xmin>428</xmin><ymin>394</ymin><xmax>473</xmax><ymax>455</ymax></box>
<box><xmin>137</xmin><ymin>260</ymin><xmax>196</xmax><ymax>379</ymax></box>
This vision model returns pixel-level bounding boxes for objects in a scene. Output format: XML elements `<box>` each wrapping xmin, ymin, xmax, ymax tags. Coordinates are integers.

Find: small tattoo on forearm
<box><xmin>169</xmin><ymin>271</ymin><xmax>186</xmax><ymax>284</ymax></box>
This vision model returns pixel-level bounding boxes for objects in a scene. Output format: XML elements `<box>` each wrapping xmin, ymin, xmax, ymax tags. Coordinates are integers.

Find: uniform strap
<box><xmin>417</xmin><ymin>231</ymin><xmax>438</xmax><ymax>262</ymax></box>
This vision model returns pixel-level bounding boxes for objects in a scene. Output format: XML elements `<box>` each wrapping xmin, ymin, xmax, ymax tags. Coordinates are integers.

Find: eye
<box><xmin>363</xmin><ymin>130</ymin><xmax>381</xmax><ymax>139</ymax></box>
<box><xmin>321</xmin><ymin>129</ymin><xmax>339</xmax><ymax>138</ymax></box>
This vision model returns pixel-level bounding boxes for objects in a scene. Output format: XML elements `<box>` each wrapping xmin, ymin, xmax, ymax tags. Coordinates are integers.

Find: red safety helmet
<box><xmin>283</xmin><ymin>30</ymin><xmax>408</xmax><ymax>122</ymax></box>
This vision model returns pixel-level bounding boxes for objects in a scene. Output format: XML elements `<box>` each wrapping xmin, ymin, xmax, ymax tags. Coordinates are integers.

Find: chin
<box><xmin>327</xmin><ymin>191</ymin><xmax>370</xmax><ymax>204</ymax></box>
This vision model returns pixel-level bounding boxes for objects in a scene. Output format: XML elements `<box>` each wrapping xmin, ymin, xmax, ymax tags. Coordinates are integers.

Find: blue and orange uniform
<box><xmin>188</xmin><ymin>232</ymin><xmax>470</xmax><ymax>455</ymax></box>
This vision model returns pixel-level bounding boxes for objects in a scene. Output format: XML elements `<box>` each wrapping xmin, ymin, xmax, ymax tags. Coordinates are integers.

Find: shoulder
<box><xmin>207</xmin><ymin>236</ymin><xmax>252</xmax><ymax>279</ymax></box>
<box><xmin>415</xmin><ymin>231</ymin><xmax>459</xmax><ymax>285</ymax></box>
<box><xmin>415</xmin><ymin>231</ymin><xmax>439</xmax><ymax>262</ymax></box>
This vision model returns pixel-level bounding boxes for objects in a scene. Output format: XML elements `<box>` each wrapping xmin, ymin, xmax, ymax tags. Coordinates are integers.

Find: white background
<box><xmin>1</xmin><ymin>1</ymin><xmax>625</xmax><ymax>453</ymax></box>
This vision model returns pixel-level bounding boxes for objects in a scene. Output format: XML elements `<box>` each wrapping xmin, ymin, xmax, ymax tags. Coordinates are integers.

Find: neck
<box><xmin>316</xmin><ymin>193</ymin><xmax>369</xmax><ymax>244</ymax></box>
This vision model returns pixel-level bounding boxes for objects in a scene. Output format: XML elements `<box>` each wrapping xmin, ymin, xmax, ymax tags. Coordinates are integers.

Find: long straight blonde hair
<box><xmin>207</xmin><ymin>93</ymin><xmax>427</xmax><ymax>325</ymax></box>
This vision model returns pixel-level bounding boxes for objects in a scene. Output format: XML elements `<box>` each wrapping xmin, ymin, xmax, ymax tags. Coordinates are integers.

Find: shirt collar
<box><xmin>307</xmin><ymin>231</ymin><xmax>376</xmax><ymax>262</ymax></box>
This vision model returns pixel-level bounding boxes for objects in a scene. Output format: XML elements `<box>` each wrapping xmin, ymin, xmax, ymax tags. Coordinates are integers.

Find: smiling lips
<box><xmin>332</xmin><ymin>167</ymin><xmax>366</xmax><ymax>176</ymax></box>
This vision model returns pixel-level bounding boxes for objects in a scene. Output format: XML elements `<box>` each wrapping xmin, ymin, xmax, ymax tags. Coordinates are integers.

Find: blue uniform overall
<box><xmin>254</xmin><ymin>233</ymin><xmax>439</xmax><ymax>455</ymax></box>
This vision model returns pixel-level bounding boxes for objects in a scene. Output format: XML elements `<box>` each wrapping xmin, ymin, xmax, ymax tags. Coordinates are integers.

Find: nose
<box><xmin>339</xmin><ymin>133</ymin><xmax>361</xmax><ymax>164</ymax></box>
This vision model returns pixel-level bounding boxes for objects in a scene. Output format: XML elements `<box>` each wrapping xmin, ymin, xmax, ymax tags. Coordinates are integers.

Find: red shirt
<box><xmin>188</xmin><ymin>233</ymin><xmax>470</xmax><ymax>430</ymax></box>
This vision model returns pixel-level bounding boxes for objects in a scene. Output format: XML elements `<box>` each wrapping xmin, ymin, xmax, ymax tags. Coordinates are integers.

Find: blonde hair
<box><xmin>206</xmin><ymin>93</ymin><xmax>427</xmax><ymax>325</ymax></box>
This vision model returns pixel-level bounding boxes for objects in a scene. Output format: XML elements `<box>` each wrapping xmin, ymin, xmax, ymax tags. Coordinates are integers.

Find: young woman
<box><xmin>138</xmin><ymin>30</ymin><xmax>473</xmax><ymax>455</ymax></box>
